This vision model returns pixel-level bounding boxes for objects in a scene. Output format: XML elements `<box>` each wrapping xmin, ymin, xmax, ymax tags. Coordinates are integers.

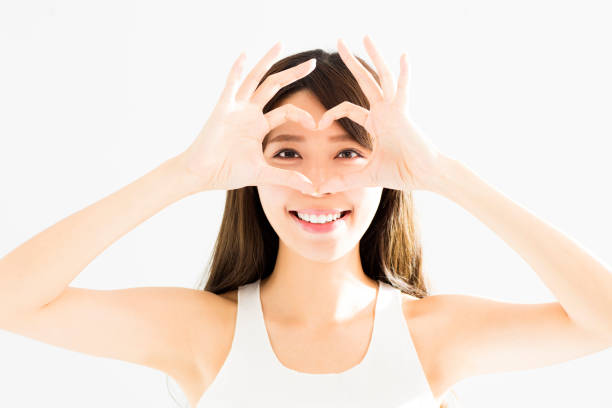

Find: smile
<box><xmin>288</xmin><ymin>210</ymin><xmax>351</xmax><ymax>233</ymax></box>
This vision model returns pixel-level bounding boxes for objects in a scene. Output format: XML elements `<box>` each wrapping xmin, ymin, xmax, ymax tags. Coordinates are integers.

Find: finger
<box><xmin>317</xmin><ymin>164</ymin><xmax>378</xmax><ymax>194</ymax></box>
<box><xmin>219</xmin><ymin>51</ymin><xmax>247</xmax><ymax>106</ymax></box>
<box><xmin>395</xmin><ymin>53</ymin><xmax>410</xmax><ymax>108</ymax></box>
<box><xmin>337</xmin><ymin>38</ymin><xmax>384</xmax><ymax>103</ymax></box>
<box><xmin>264</xmin><ymin>103</ymin><xmax>317</xmax><ymax>133</ymax></box>
<box><xmin>235</xmin><ymin>41</ymin><xmax>283</xmax><ymax>102</ymax></box>
<box><xmin>250</xmin><ymin>58</ymin><xmax>316</xmax><ymax>108</ymax></box>
<box><xmin>317</xmin><ymin>101</ymin><xmax>369</xmax><ymax>130</ymax></box>
<box><xmin>255</xmin><ymin>164</ymin><xmax>316</xmax><ymax>194</ymax></box>
<box><xmin>362</xmin><ymin>35</ymin><xmax>395</xmax><ymax>102</ymax></box>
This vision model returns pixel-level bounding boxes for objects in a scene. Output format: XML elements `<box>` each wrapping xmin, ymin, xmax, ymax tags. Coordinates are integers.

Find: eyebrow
<box><xmin>266</xmin><ymin>133</ymin><xmax>355</xmax><ymax>146</ymax></box>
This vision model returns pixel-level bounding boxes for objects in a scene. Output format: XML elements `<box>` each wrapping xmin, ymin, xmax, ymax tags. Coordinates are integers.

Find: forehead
<box><xmin>263</xmin><ymin>89</ymin><xmax>348</xmax><ymax>148</ymax></box>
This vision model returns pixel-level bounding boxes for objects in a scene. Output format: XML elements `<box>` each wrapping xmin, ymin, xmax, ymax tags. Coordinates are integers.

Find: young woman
<box><xmin>1</xmin><ymin>36</ymin><xmax>611</xmax><ymax>408</ymax></box>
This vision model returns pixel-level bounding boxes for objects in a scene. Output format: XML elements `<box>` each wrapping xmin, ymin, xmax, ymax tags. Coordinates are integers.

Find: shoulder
<box><xmin>191</xmin><ymin>288</ymin><xmax>239</xmax><ymax>349</ymax></box>
<box><xmin>175</xmin><ymin>285</ymin><xmax>241</xmax><ymax>365</ymax></box>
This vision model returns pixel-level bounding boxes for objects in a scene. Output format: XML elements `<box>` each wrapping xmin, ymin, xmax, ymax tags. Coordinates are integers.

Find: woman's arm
<box><xmin>0</xmin><ymin>154</ymin><xmax>203</xmax><ymax>317</ymax></box>
<box><xmin>428</xmin><ymin>155</ymin><xmax>612</xmax><ymax>337</ymax></box>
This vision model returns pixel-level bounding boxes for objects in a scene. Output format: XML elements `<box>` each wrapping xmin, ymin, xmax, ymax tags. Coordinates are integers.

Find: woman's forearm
<box><xmin>0</xmin><ymin>154</ymin><xmax>203</xmax><ymax>316</ymax></box>
<box><xmin>427</xmin><ymin>155</ymin><xmax>612</xmax><ymax>337</ymax></box>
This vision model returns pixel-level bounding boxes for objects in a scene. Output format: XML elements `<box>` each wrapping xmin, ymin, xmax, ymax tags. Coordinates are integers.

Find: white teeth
<box><xmin>296</xmin><ymin>212</ymin><xmax>342</xmax><ymax>223</ymax></box>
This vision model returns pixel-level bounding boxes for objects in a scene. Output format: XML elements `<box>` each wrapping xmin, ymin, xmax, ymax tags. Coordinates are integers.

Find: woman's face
<box><xmin>257</xmin><ymin>89</ymin><xmax>383</xmax><ymax>262</ymax></box>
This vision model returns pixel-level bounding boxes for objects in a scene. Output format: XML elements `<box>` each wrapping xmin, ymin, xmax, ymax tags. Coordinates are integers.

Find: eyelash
<box><xmin>273</xmin><ymin>149</ymin><xmax>364</xmax><ymax>160</ymax></box>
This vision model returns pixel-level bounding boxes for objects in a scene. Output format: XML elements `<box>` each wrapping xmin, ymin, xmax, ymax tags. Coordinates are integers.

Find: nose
<box><xmin>302</xmin><ymin>165</ymin><xmax>334</xmax><ymax>196</ymax></box>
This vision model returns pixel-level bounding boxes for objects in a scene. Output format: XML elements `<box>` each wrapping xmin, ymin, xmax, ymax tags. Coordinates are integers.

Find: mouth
<box><xmin>288</xmin><ymin>210</ymin><xmax>352</xmax><ymax>223</ymax></box>
<box><xmin>287</xmin><ymin>210</ymin><xmax>352</xmax><ymax>233</ymax></box>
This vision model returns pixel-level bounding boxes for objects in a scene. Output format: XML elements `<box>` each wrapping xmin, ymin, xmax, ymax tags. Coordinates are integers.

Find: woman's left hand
<box><xmin>315</xmin><ymin>35</ymin><xmax>446</xmax><ymax>195</ymax></box>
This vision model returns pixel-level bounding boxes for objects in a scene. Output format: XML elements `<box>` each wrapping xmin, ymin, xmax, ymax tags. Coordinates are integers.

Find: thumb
<box><xmin>255</xmin><ymin>164</ymin><xmax>316</xmax><ymax>195</ymax></box>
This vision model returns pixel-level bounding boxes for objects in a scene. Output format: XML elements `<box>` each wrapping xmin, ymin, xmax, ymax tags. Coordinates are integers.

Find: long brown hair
<box><xmin>187</xmin><ymin>47</ymin><xmax>460</xmax><ymax>408</ymax></box>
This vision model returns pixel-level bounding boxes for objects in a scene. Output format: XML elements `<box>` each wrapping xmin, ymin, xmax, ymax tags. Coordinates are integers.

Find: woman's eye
<box><xmin>274</xmin><ymin>150</ymin><xmax>300</xmax><ymax>159</ymax></box>
<box><xmin>273</xmin><ymin>149</ymin><xmax>363</xmax><ymax>160</ymax></box>
<box><xmin>337</xmin><ymin>150</ymin><xmax>360</xmax><ymax>159</ymax></box>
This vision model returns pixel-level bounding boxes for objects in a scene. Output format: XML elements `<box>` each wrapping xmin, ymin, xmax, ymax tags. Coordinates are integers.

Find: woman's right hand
<box><xmin>179</xmin><ymin>41</ymin><xmax>319</xmax><ymax>194</ymax></box>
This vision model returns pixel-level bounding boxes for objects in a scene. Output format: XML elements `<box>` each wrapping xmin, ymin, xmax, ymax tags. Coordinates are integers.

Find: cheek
<box><xmin>347</xmin><ymin>187</ymin><xmax>383</xmax><ymax>214</ymax></box>
<box><xmin>348</xmin><ymin>188</ymin><xmax>383</xmax><ymax>229</ymax></box>
<box><xmin>257</xmin><ymin>184</ymin><xmax>292</xmax><ymax>220</ymax></box>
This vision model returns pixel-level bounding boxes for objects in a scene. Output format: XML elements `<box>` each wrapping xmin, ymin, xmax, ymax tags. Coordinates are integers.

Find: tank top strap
<box><xmin>370</xmin><ymin>282</ymin><xmax>436</xmax><ymax>403</ymax></box>
<box><xmin>372</xmin><ymin>280</ymin><xmax>406</xmax><ymax>341</ymax></box>
<box><xmin>362</xmin><ymin>280</ymin><xmax>403</xmax><ymax>364</ymax></box>
<box><xmin>228</xmin><ymin>280</ymin><xmax>272</xmax><ymax>367</ymax></box>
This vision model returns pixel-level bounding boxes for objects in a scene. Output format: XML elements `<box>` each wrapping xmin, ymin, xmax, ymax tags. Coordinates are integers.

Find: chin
<box><xmin>280</xmin><ymin>233</ymin><xmax>356</xmax><ymax>263</ymax></box>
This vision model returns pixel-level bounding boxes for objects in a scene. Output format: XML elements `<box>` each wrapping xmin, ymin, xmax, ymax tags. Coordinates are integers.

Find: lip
<box><xmin>290</xmin><ymin>208</ymin><xmax>348</xmax><ymax>215</ymax></box>
<box><xmin>288</xmin><ymin>210</ymin><xmax>351</xmax><ymax>234</ymax></box>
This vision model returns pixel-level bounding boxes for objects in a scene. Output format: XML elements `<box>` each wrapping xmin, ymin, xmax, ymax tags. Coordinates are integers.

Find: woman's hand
<box><xmin>315</xmin><ymin>35</ymin><xmax>446</xmax><ymax>194</ymax></box>
<box><xmin>179</xmin><ymin>41</ymin><xmax>319</xmax><ymax>194</ymax></box>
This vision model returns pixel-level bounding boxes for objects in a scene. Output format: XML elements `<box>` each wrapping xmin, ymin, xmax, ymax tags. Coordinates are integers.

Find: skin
<box><xmin>256</xmin><ymin>88</ymin><xmax>383</xmax><ymax>328</ymax></box>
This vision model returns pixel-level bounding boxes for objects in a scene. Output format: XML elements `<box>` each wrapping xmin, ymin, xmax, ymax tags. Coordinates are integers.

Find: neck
<box><xmin>260</xmin><ymin>241</ymin><xmax>379</xmax><ymax>328</ymax></box>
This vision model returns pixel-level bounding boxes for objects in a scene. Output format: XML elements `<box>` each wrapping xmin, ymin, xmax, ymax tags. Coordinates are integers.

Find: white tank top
<box><xmin>193</xmin><ymin>279</ymin><xmax>438</xmax><ymax>407</ymax></box>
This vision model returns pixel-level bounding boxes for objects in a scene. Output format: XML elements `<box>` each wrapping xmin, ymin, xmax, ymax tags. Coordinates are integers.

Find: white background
<box><xmin>1</xmin><ymin>0</ymin><xmax>611</xmax><ymax>407</ymax></box>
